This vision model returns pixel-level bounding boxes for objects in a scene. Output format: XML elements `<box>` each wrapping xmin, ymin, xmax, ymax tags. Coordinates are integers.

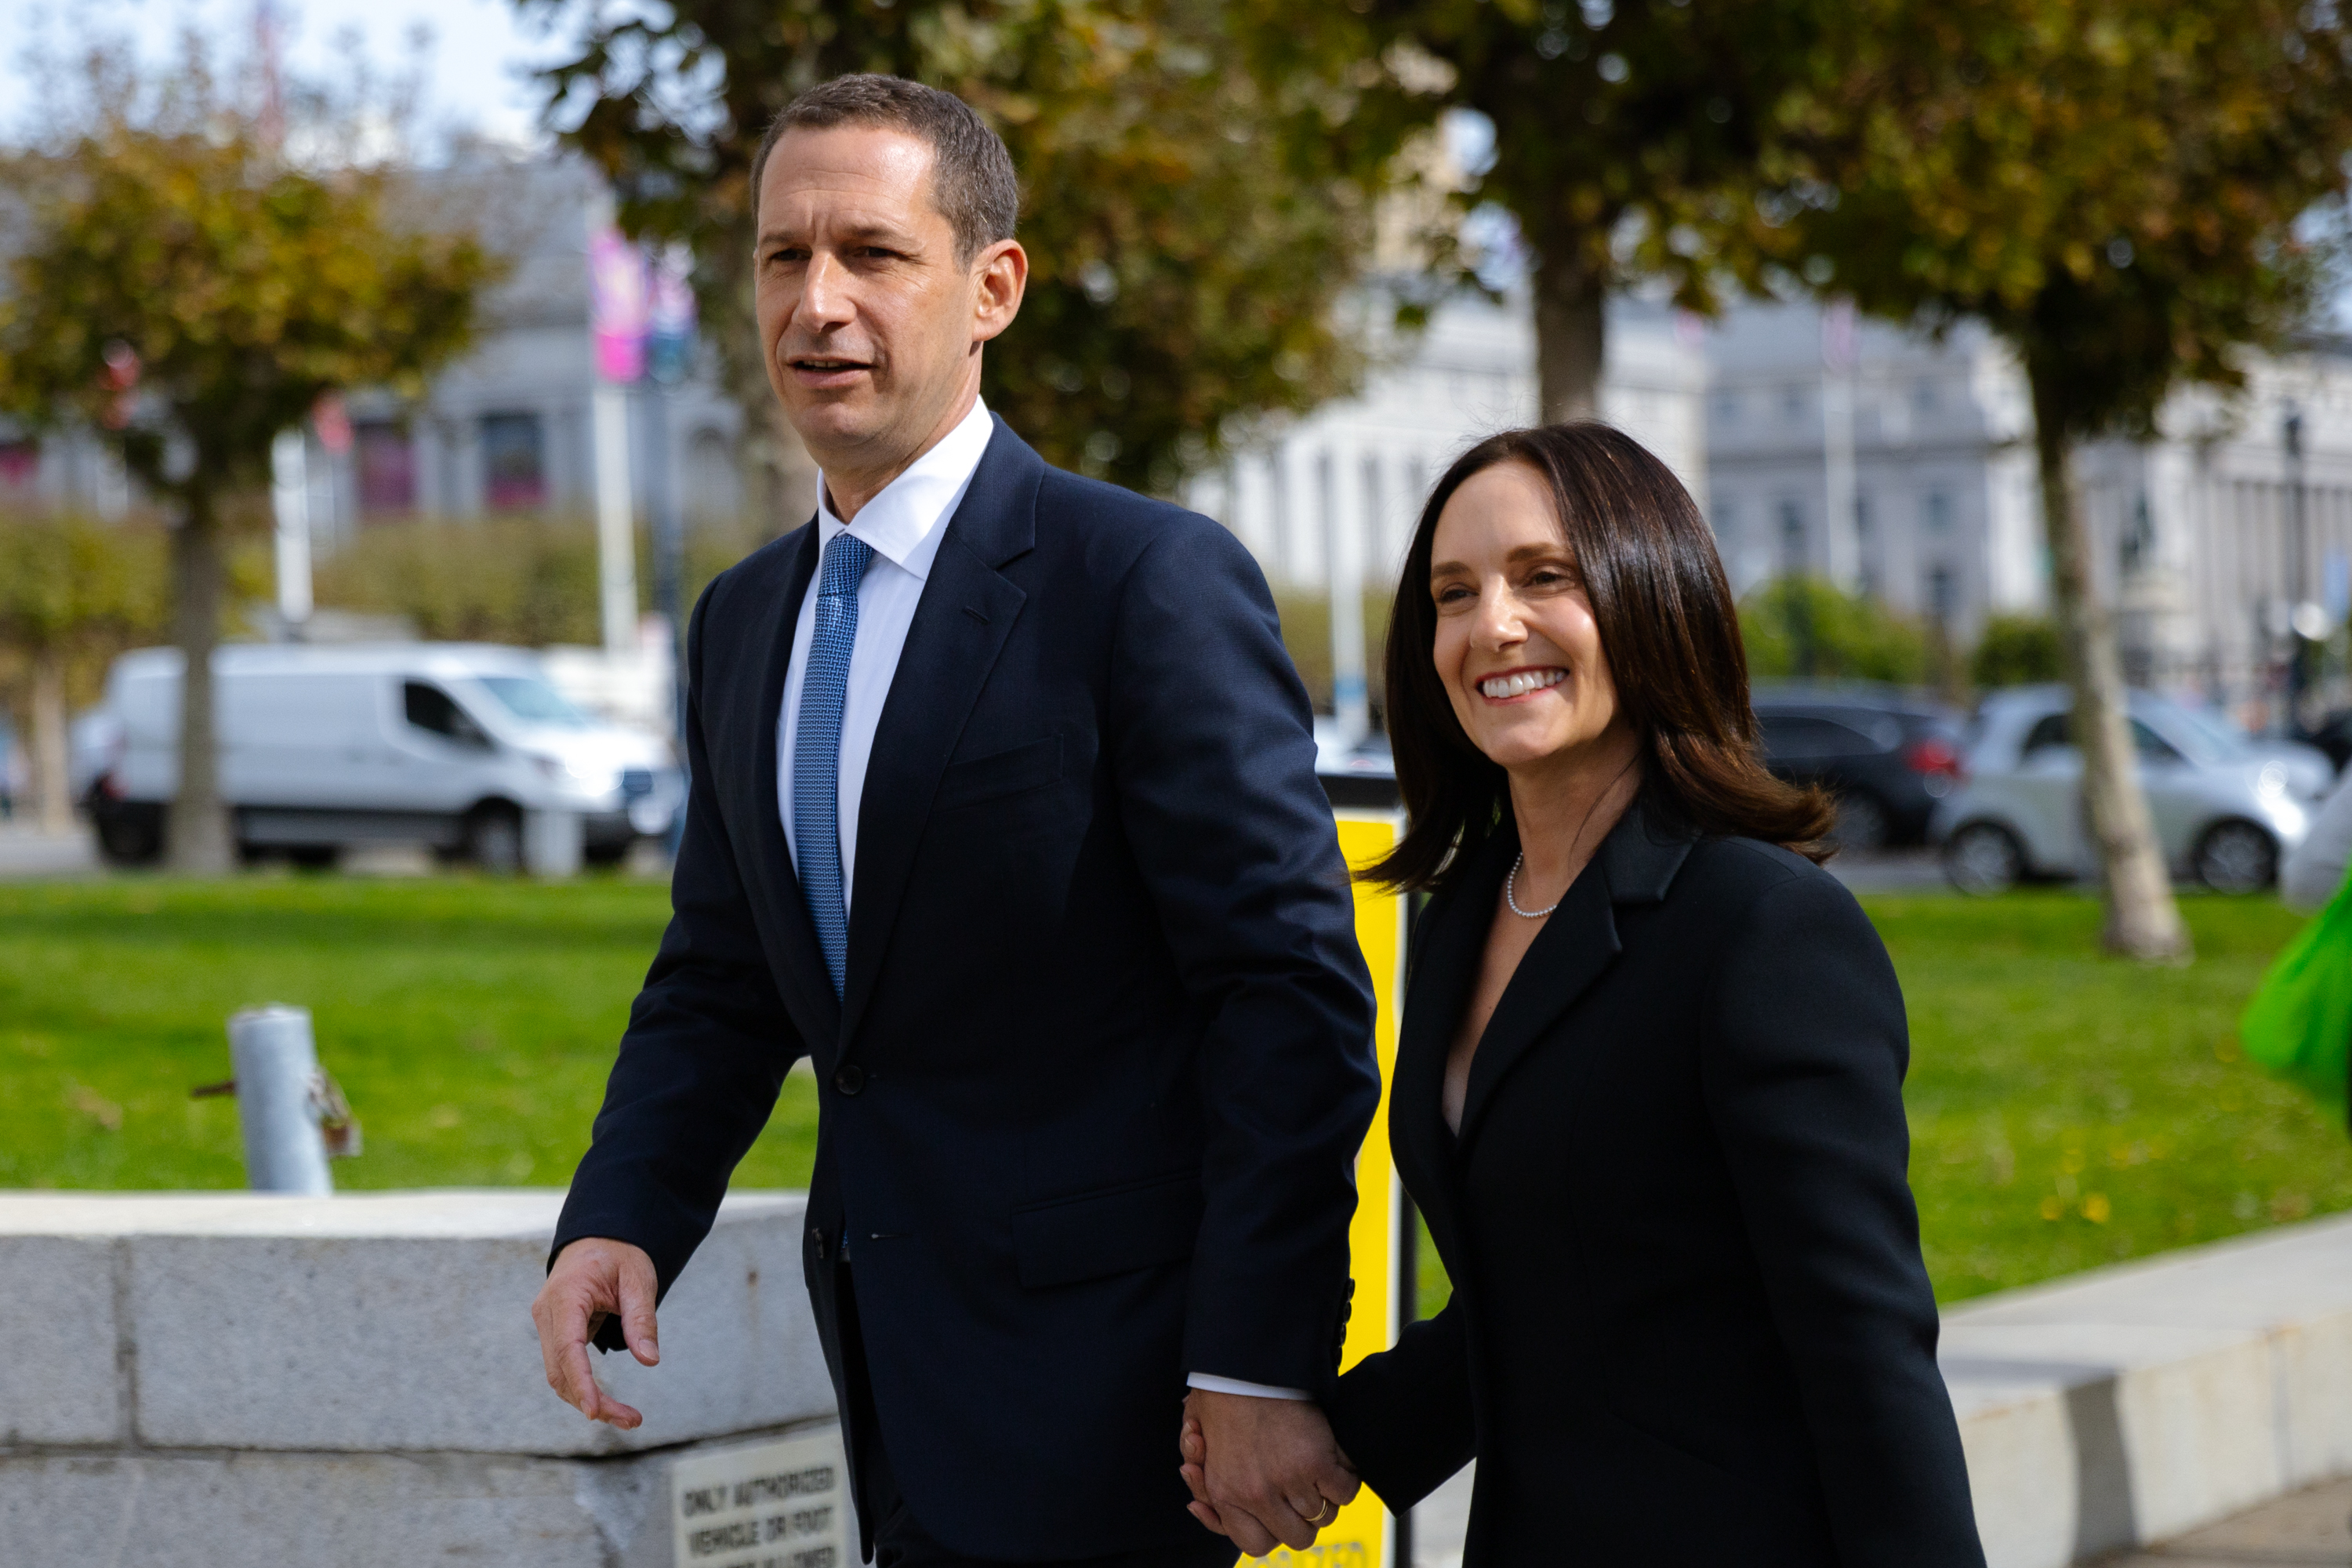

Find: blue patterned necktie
<box><xmin>793</xmin><ymin>531</ymin><xmax>876</xmax><ymax>997</ymax></box>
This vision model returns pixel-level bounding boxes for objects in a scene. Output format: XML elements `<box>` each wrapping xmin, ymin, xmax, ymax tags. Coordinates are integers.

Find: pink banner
<box><xmin>589</xmin><ymin>223</ymin><xmax>651</xmax><ymax>383</ymax></box>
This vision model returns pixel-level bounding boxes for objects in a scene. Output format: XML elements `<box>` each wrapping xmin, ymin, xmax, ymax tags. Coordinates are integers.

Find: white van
<box><xmin>85</xmin><ymin>644</ymin><xmax>683</xmax><ymax>870</ymax></box>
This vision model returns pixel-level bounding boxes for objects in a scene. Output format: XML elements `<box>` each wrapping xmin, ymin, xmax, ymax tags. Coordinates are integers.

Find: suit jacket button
<box><xmin>810</xmin><ymin>1226</ymin><xmax>827</xmax><ymax>1261</ymax></box>
<box><xmin>833</xmin><ymin>1064</ymin><xmax>866</xmax><ymax>1096</ymax></box>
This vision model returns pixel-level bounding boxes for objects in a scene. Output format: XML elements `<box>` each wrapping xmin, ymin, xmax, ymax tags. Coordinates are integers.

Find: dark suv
<box><xmin>1751</xmin><ymin>684</ymin><xmax>1969</xmax><ymax>850</ymax></box>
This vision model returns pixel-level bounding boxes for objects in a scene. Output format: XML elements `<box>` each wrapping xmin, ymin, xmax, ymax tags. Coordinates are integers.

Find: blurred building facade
<box><xmin>1195</xmin><ymin>288</ymin><xmax>1712</xmax><ymax>594</ymax></box>
<box><xmin>1188</xmin><ymin>292</ymin><xmax>1709</xmax><ymax>597</ymax></box>
<box><xmin>1706</xmin><ymin>297</ymin><xmax>2352</xmax><ymax>715</ymax></box>
<box><xmin>0</xmin><ymin>154</ymin><xmax>744</xmax><ymax>546</ymax></box>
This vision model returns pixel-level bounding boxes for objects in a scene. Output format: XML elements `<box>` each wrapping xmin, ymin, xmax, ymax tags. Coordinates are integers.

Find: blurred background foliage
<box><xmin>1969</xmin><ymin>613</ymin><xmax>2067</xmax><ymax>690</ymax></box>
<box><xmin>519</xmin><ymin>0</ymin><xmax>1451</xmax><ymax>503</ymax></box>
<box><xmin>307</xmin><ymin>514</ymin><xmax>760</xmax><ymax>648</ymax></box>
<box><xmin>1738</xmin><ymin>575</ymin><xmax>1931</xmax><ymax>685</ymax></box>
<box><xmin>0</xmin><ymin>34</ymin><xmax>503</xmax><ymax>868</ymax></box>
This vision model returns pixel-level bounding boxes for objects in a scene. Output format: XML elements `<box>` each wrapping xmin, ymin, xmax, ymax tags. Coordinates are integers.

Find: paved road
<box><xmin>1825</xmin><ymin>846</ymin><xmax>1953</xmax><ymax>895</ymax></box>
<box><xmin>1410</xmin><ymin>1472</ymin><xmax>2351</xmax><ymax>1566</ymax></box>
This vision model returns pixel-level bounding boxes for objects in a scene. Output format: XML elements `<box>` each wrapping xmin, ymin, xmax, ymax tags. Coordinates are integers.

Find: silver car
<box><xmin>1932</xmin><ymin>685</ymin><xmax>2331</xmax><ymax>895</ymax></box>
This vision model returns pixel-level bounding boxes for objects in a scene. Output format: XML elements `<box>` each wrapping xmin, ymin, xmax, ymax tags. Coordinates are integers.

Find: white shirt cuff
<box><xmin>1187</xmin><ymin>1373</ymin><xmax>1313</xmax><ymax>1400</ymax></box>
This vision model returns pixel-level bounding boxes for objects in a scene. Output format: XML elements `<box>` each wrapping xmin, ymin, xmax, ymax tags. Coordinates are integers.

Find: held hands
<box><xmin>1178</xmin><ymin>1389</ymin><xmax>1361</xmax><ymax>1556</ymax></box>
<box><xmin>531</xmin><ymin>1237</ymin><xmax>662</xmax><ymax>1429</ymax></box>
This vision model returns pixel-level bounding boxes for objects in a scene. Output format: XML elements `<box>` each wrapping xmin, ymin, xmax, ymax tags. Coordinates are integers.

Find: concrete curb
<box><xmin>1940</xmin><ymin>1210</ymin><xmax>2352</xmax><ymax>1566</ymax></box>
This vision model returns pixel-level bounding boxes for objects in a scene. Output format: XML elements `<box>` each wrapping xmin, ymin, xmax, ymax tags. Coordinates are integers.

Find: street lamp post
<box><xmin>2286</xmin><ymin>402</ymin><xmax>2311</xmax><ymax>733</ymax></box>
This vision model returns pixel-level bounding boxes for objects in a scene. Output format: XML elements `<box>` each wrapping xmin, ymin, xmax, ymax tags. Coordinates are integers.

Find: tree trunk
<box><xmin>1533</xmin><ymin>244</ymin><xmax>1606</xmax><ymax>424</ymax></box>
<box><xmin>30</xmin><ymin>644</ymin><xmax>72</xmax><ymax>835</ymax></box>
<box><xmin>701</xmin><ymin>217</ymin><xmax>821</xmax><ymax>539</ymax></box>
<box><xmin>2029</xmin><ymin>370</ymin><xmax>2189</xmax><ymax>963</ymax></box>
<box><xmin>167</xmin><ymin>487</ymin><xmax>234</xmax><ymax>874</ymax></box>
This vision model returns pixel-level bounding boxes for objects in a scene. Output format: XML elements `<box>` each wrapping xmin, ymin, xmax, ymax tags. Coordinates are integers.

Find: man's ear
<box><xmin>971</xmin><ymin>238</ymin><xmax>1029</xmax><ymax>344</ymax></box>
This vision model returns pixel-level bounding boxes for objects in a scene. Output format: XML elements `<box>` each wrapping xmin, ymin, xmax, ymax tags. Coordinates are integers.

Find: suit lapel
<box><xmin>1453</xmin><ymin>799</ymin><xmax>1698</xmax><ymax>1148</ymax></box>
<box><xmin>1454</xmin><ymin>835</ymin><xmax>1621</xmax><ymax>1148</ymax></box>
<box><xmin>744</xmin><ymin>521</ymin><xmax>844</xmax><ymax>1049</ymax></box>
<box><xmin>838</xmin><ymin>421</ymin><xmax>1043</xmax><ymax>1049</ymax></box>
<box><xmin>1389</xmin><ymin>834</ymin><xmax>1509</xmax><ymax>1250</ymax></box>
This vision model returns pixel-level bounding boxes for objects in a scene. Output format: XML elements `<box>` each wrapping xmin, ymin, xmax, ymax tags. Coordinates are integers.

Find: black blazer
<box><xmin>1324</xmin><ymin>801</ymin><xmax>1984</xmax><ymax>1566</ymax></box>
<box><xmin>554</xmin><ymin>420</ymin><xmax>1379</xmax><ymax>1560</ymax></box>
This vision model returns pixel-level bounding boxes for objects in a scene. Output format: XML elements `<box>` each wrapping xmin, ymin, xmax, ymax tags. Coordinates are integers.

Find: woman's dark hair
<box><xmin>1370</xmin><ymin>422</ymin><xmax>1834</xmax><ymax>891</ymax></box>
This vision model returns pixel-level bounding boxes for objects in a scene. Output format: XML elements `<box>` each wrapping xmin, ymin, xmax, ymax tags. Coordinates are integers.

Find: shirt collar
<box><xmin>815</xmin><ymin>398</ymin><xmax>995</xmax><ymax>581</ymax></box>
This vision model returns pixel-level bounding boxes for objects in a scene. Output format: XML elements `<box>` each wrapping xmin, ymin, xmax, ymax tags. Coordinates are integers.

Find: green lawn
<box><xmin>1883</xmin><ymin>891</ymin><xmax>2350</xmax><ymax>1302</ymax></box>
<box><xmin>0</xmin><ymin>877</ymin><xmax>817</xmax><ymax>1192</ymax></box>
<box><xmin>3</xmin><ymin>878</ymin><xmax>2346</xmax><ymax>1314</ymax></box>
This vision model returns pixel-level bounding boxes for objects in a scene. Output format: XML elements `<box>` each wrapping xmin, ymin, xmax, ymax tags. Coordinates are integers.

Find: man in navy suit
<box><xmin>530</xmin><ymin>74</ymin><xmax>1380</xmax><ymax>1566</ymax></box>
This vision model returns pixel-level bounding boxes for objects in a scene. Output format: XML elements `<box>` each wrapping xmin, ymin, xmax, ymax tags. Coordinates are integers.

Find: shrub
<box><xmin>1971</xmin><ymin>614</ymin><xmax>2065</xmax><ymax>688</ymax></box>
<box><xmin>1740</xmin><ymin>575</ymin><xmax>1929</xmax><ymax>684</ymax></box>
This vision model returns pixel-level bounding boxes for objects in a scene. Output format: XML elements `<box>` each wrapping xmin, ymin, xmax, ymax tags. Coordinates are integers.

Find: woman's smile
<box><xmin>1476</xmin><ymin>666</ymin><xmax>1568</xmax><ymax>702</ymax></box>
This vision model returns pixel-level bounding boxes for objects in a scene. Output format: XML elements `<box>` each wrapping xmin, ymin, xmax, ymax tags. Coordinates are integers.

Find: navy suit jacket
<box><xmin>554</xmin><ymin>419</ymin><xmax>1380</xmax><ymax>1559</ymax></box>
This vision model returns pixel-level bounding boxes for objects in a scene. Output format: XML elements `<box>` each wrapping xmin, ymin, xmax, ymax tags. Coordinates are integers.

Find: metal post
<box><xmin>648</xmin><ymin>382</ymin><xmax>688</xmax><ymax>754</ymax></box>
<box><xmin>2286</xmin><ymin>405</ymin><xmax>2312</xmax><ymax>730</ymax></box>
<box><xmin>1325</xmin><ymin>448</ymin><xmax>1370</xmax><ymax>747</ymax></box>
<box><xmin>1820</xmin><ymin>300</ymin><xmax>1860</xmax><ymax>592</ymax></box>
<box><xmin>226</xmin><ymin>1006</ymin><xmax>333</xmax><ymax>1195</ymax></box>
<box><xmin>270</xmin><ymin>429</ymin><xmax>312</xmax><ymax>637</ymax></box>
<box><xmin>1393</xmin><ymin>1183</ymin><xmax>1421</xmax><ymax>1567</ymax></box>
<box><xmin>593</xmin><ymin>381</ymin><xmax>638</xmax><ymax>655</ymax></box>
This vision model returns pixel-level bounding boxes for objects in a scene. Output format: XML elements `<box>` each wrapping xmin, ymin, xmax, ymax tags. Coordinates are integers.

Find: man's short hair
<box><xmin>751</xmin><ymin>74</ymin><xmax>1019</xmax><ymax>265</ymax></box>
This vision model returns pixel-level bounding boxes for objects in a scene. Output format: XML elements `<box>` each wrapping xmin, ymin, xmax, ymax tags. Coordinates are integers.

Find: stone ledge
<box><xmin>0</xmin><ymin>1420</ymin><xmax>846</xmax><ymax>1568</ymax></box>
<box><xmin>0</xmin><ymin>1190</ymin><xmax>833</xmax><ymax>1457</ymax></box>
<box><xmin>1940</xmin><ymin>1211</ymin><xmax>2352</xmax><ymax>1568</ymax></box>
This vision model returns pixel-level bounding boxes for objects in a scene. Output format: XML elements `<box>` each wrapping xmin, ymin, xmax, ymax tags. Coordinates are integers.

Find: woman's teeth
<box><xmin>1480</xmin><ymin>669</ymin><xmax>1566</xmax><ymax>700</ymax></box>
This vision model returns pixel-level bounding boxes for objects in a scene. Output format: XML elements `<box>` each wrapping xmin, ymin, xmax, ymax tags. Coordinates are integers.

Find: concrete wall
<box><xmin>5</xmin><ymin>1191</ymin><xmax>2350</xmax><ymax>1567</ymax></box>
<box><xmin>1941</xmin><ymin>1211</ymin><xmax>2352</xmax><ymax>1566</ymax></box>
<box><xmin>0</xmin><ymin>1191</ymin><xmax>841</xmax><ymax>1568</ymax></box>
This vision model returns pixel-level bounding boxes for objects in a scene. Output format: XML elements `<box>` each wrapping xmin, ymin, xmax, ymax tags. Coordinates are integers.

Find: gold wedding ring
<box><xmin>1299</xmin><ymin>1496</ymin><xmax>1334</xmax><ymax>1524</ymax></box>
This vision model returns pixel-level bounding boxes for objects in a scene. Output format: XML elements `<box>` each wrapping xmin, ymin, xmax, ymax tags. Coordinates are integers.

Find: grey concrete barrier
<box><xmin>1941</xmin><ymin>1210</ymin><xmax>2352</xmax><ymax>1567</ymax></box>
<box><xmin>0</xmin><ymin>1190</ymin><xmax>845</xmax><ymax>1568</ymax></box>
<box><xmin>8</xmin><ymin>1190</ymin><xmax>2349</xmax><ymax>1567</ymax></box>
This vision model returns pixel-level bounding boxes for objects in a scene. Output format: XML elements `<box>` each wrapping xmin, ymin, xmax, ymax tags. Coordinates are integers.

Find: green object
<box><xmin>2239</xmin><ymin>870</ymin><xmax>2352</xmax><ymax>1123</ymax></box>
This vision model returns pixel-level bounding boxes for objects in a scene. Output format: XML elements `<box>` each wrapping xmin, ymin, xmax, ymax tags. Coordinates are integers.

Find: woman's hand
<box><xmin>1178</xmin><ymin>1400</ymin><xmax>1360</xmax><ymax>1555</ymax></box>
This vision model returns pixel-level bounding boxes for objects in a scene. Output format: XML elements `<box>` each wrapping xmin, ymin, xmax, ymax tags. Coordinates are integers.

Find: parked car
<box><xmin>86</xmin><ymin>643</ymin><xmax>683</xmax><ymax>869</ymax></box>
<box><xmin>1750</xmin><ymin>684</ymin><xmax>1968</xmax><ymax>851</ymax></box>
<box><xmin>2160</xmin><ymin>701</ymin><xmax>2337</xmax><ymax>799</ymax></box>
<box><xmin>2292</xmin><ymin>707</ymin><xmax>2352</xmax><ymax>776</ymax></box>
<box><xmin>1931</xmin><ymin>684</ymin><xmax>2321</xmax><ymax>895</ymax></box>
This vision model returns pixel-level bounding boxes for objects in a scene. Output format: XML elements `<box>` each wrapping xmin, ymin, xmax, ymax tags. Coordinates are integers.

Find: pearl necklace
<box><xmin>1505</xmin><ymin>851</ymin><xmax>1560</xmax><ymax>918</ymax></box>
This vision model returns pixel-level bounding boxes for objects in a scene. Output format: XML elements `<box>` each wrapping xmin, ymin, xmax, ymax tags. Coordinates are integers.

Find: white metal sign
<box><xmin>672</xmin><ymin>1428</ymin><xmax>851</xmax><ymax>1568</ymax></box>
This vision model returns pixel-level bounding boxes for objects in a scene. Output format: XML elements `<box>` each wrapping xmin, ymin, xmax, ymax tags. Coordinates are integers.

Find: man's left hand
<box><xmin>1178</xmin><ymin>1389</ymin><xmax>1359</xmax><ymax>1555</ymax></box>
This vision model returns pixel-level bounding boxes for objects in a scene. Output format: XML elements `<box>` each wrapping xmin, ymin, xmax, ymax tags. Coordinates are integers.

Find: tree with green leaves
<box><xmin>1780</xmin><ymin>0</ymin><xmax>2352</xmax><ymax>960</ymax></box>
<box><xmin>0</xmin><ymin>78</ymin><xmax>496</xmax><ymax>871</ymax></box>
<box><xmin>518</xmin><ymin>0</ymin><xmax>1439</xmax><ymax>505</ymax></box>
<box><xmin>0</xmin><ymin>514</ymin><xmax>167</xmax><ymax>832</ymax></box>
<box><xmin>1241</xmin><ymin>0</ymin><xmax>1849</xmax><ymax>421</ymax></box>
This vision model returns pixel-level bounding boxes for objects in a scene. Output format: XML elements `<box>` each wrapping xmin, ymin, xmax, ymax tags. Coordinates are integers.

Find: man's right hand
<box><xmin>532</xmin><ymin>1237</ymin><xmax>661</xmax><ymax>1428</ymax></box>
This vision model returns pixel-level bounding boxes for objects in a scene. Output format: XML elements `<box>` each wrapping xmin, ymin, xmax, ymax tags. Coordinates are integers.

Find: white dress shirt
<box><xmin>777</xmin><ymin>396</ymin><xmax>993</xmax><ymax>896</ymax></box>
<box><xmin>775</xmin><ymin>396</ymin><xmax>1305</xmax><ymax>1403</ymax></box>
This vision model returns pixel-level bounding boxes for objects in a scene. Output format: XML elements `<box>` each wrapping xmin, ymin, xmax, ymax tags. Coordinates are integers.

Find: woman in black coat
<box><xmin>1185</xmin><ymin>425</ymin><xmax>1984</xmax><ymax>1565</ymax></box>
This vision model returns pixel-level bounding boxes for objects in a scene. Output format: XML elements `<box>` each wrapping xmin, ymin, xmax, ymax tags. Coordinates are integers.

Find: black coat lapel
<box><xmin>745</xmin><ymin>521</ymin><xmax>844</xmax><ymax>1050</ymax></box>
<box><xmin>1455</xmin><ymin>838</ymin><xmax>1621</xmax><ymax>1147</ymax></box>
<box><xmin>1454</xmin><ymin>799</ymin><xmax>1697</xmax><ymax>1146</ymax></box>
<box><xmin>838</xmin><ymin>420</ymin><xmax>1043</xmax><ymax>1049</ymax></box>
<box><xmin>1389</xmin><ymin>833</ymin><xmax>1511</xmax><ymax>1252</ymax></box>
